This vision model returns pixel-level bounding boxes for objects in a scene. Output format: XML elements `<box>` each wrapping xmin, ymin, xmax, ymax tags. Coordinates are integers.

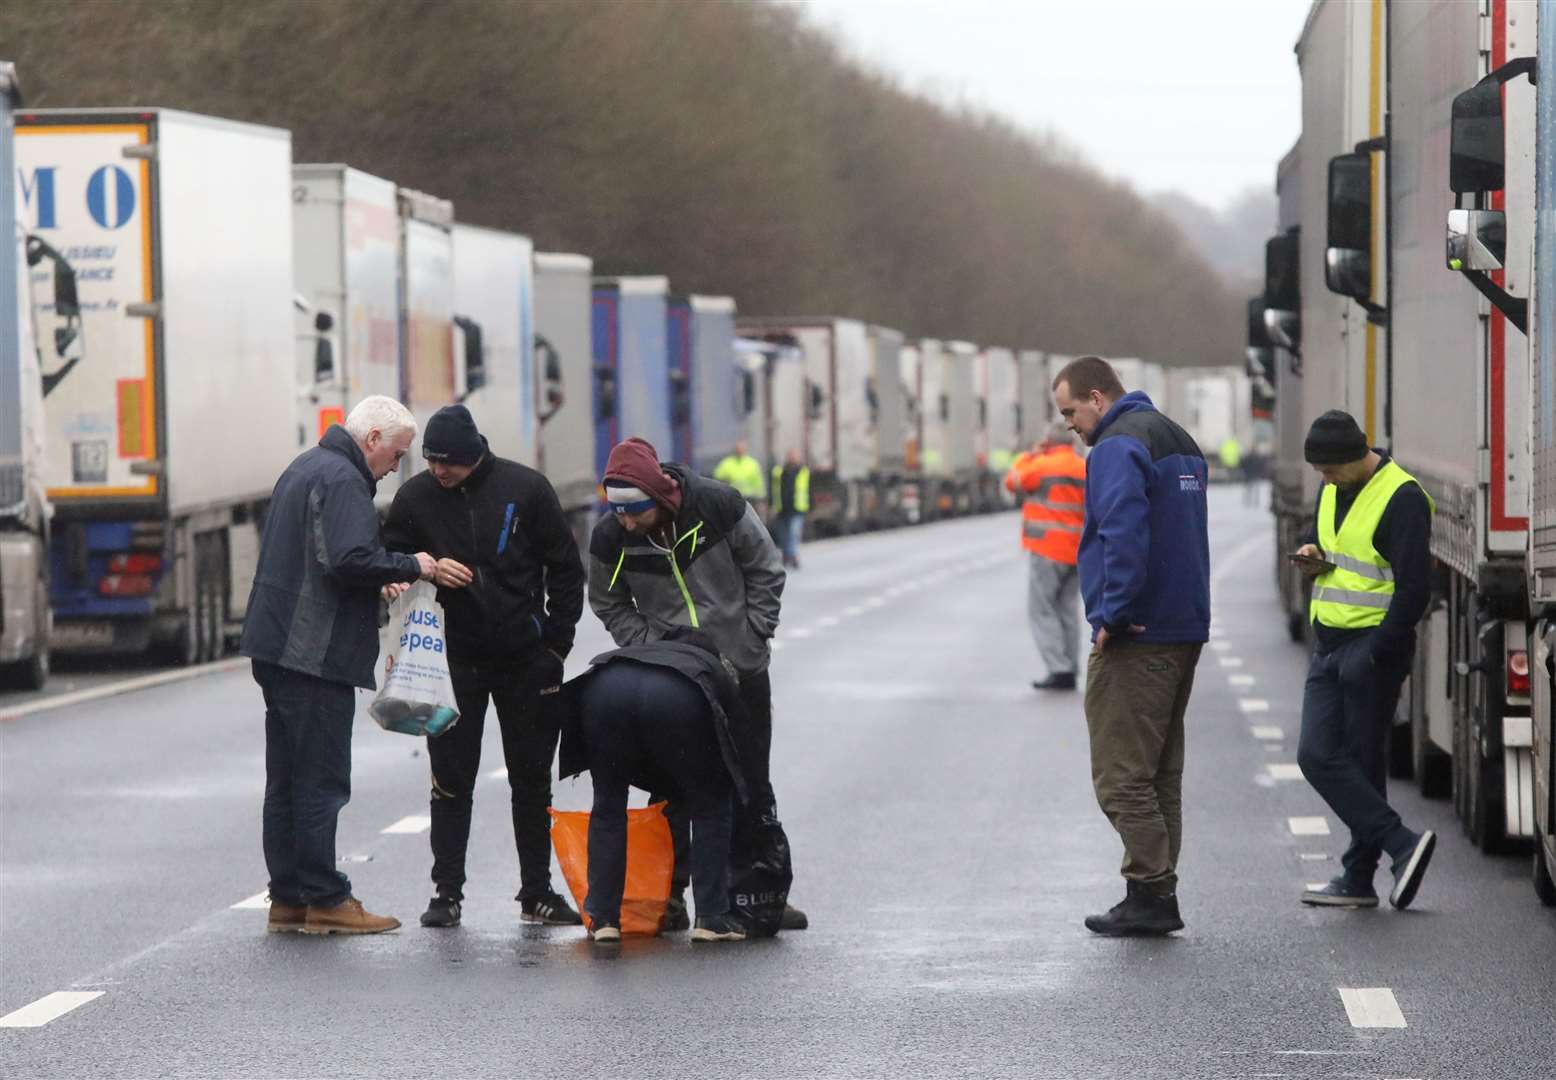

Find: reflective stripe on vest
<box><xmin>1309</xmin><ymin>460</ymin><xmax>1434</xmax><ymax>629</ymax></box>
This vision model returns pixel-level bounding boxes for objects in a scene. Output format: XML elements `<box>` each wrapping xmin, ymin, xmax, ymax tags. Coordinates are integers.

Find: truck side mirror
<box><xmin>808</xmin><ymin>382</ymin><xmax>825</xmax><ymax>420</ymax></box>
<box><xmin>595</xmin><ymin>367</ymin><xmax>617</xmax><ymax>422</ymax></box>
<box><xmin>53</xmin><ymin>261</ymin><xmax>80</xmax><ymax>318</ymax></box>
<box><xmin>740</xmin><ymin>369</ymin><xmax>756</xmax><ymax>417</ymax></box>
<box><xmin>536</xmin><ymin>335</ymin><xmax>564</xmax><ymax>423</ymax></box>
<box><xmin>455</xmin><ymin>316</ymin><xmax>485</xmax><ymax>395</ymax></box>
<box><xmin>314</xmin><ymin>311</ymin><xmax>334</xmax><ymax>333</ymax></box>
<box><xmin>1449</xmin><ymin>80</ymin><xmax>1505</xmax><ymax>194</ymax></box>
<box><xmin>669</xmin><ymin>370</ymin><xmax>691</xmax><ymax>426</ymax></box>
<box><xmin>314</xmin><ymin>337</ymin><xmax>335</xmax><ymax>384</ymax></box>
<box><xmin>1325</xmin><ymin>153</ymin><xmax>1372</xmax><ymax>301</ymax></box>
<box><xmin>939</xmin><ymin>393</ymin><xmax>950</xmax><ymax>422</ymax></box>
<box><xmin>865</xmin><ymin>376</ymin><xmax>879</xmax><ymax>422</ymax></box>
<box><xmin>1263</xmin><ymin>229</ymin><xmax>1301</xmax><ymax>351</ymax></box>
<box><xmin>1446</xmin><ymin>208</ymin><xmax>1507</xmax><ymax>271</ymax></box>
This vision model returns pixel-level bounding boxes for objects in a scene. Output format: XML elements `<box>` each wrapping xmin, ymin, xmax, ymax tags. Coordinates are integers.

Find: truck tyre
<box><xmin>1534</xmin><ymin>836</ymin><xmax>1556</xmax><ymax>907</ymax></box>
<box><xmin>197</xmin><ymin>532</ymin><xmax>229</xmax><ymax>662</ymax></box>
<box><xmin>1412</xmin><ymin>706</ymin><xmax>1451</xmax><ymax>798</ymax></box>
<box><xmin>1465</xmin><ymin>704</ymin><xmax>1508</xmax><ymax>854</ymax></box>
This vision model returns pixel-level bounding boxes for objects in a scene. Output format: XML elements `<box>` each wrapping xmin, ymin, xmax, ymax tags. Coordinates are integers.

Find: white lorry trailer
<box><xmin>981</xmin><ymin>346</ymin><xmax>1020</xmax><ymax>506</ymax></box>
<box><xmin>452</xmin><ymin>223</ymin><xmax>535</xmax><ymax>467</ymax></box>
<box><xmin>290</xmin><ymin>164</ymin><xmax>400</xmax><ymax>457</ymax></box>
<box><xmin>533</xmin><ymin>252</ymin><xmax>595</xmax><ymax>536</ymax></box>
<box><xmin>15</xmin><ymin>108</ymin><xmax>295</xmax><ymax>664</ymax></box>
<box><xmin>868</xmin><ymin>323</ymin><xmax>914</xmax><ymax>527</ymax></box>
<box><xmin>1016</xmin><ymin>349</ymin><xmax>1053</xmax><ymax>450</ymax></box>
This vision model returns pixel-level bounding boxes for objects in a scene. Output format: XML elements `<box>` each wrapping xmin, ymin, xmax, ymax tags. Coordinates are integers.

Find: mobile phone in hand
<box><xmin>1288</xmin><ymin>551</ymin><xmax>1336</xmax><ymax>572</ymax></box>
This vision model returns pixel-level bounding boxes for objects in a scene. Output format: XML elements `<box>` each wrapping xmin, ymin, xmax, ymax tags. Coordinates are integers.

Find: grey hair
<box><xmin>344</xmin><ymin>395</ymin><xmax>417</xmax><ymax>444</ymax></box>
<box><xmin>1044</xmin><ymin>419</ymin><xmax>1076</xmax><ymax>447</ymax></box>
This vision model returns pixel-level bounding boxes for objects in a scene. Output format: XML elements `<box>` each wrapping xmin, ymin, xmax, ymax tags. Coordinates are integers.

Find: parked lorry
<box><xmin>452</xmin><ymin>223</ymin><xmax>533</xmax><ymax>467</ymax></box>
<box><xmin>673</xmin><ymin>295</ymin><xmax>744</xmax><ymax>477</ymax></box>
<box><xmin>980</xmin><ymin>346</ymin><xmax>1020</xmax><ymax>506</ymax></box>
<box><xmin>396</xmin><ymin>188</ymin><xmax>458</xmax><ymax>477</ymax></box>
<box><xmin>592</xmin><ymin>276</ymin><xmax>671</xmax><ymax>478</ymax></box>
<box><xmin>534</xmin><ymin>252</ymin><xmax>596</xmax><ymax>537</ymax></box>
<box><xmin>289</xmin><ymin>164</ymin><xmax>400</xmax><ymax>456</ymax></box>
<box><xmin>15</xmin><ymin>107</ymin><xmax>295</xmax><ymax>664</ymax></box>
<box><xmin>1016</xmin><ymin>349</ymin><xmax>1053</xmax><ymax>450</ymax></box>
<box><xmin>868</xmin><ymin>323</ymin><xmax>913</xmax><ymax>527</ymax></box>
<box><xmin>1264</xmin><ymin>142</ymin><xmax>1308</xmax><ymax>643</ymax></box>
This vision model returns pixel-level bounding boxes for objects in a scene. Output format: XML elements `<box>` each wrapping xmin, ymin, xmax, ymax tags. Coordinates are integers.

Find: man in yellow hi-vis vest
<box><xmin>771</xmin><ymin>449</ymin><xmax>811</xmax><ymax>570</ymax></box>
<box><xmin>713</xmin><ymin>439</ymin><xmax>767</xmax><ymax>512</ymax></box>
<box><xmin>1292</xmin><ymin>410</ymin><xmax>1437</xmax><ymax>912</ymax></box>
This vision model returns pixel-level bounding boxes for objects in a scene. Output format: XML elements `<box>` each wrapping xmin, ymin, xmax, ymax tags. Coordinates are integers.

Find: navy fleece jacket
<box><xmin>1077</xmin><ymin>392</ymin><xmax>1211</xmax><ymax>644</ymax></box>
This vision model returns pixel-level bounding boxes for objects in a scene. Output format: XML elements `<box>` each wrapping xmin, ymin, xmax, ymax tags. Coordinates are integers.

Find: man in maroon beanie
<box><xmin>587</xmin><ymin>436</ymin><xmax>807</xmax><ymax>932</ymax></box>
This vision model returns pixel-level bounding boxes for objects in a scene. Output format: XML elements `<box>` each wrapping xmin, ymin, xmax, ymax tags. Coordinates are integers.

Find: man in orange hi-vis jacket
<box><xmin>1005</xmin><ymin>420</ymin><xmax>1087</xmax><ymax>690</ymax></box>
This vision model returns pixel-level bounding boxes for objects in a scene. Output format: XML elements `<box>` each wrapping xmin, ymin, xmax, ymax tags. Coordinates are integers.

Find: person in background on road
<box><xmin>240</xmin><ymin>395</ymin><xmax>436</xmax><ymax>936</ymax></box>
<box><xmin>587</xmin><ymin>436</ymin><xmax>808</xmax><ymax>932</ymax></box>
<box><xmin>1052</xmin><ymin>357</ymin><xmax>1209</xmax><ymax>937</ymax></box>
<box><xmin>770</xmin><ymin>448</ymin><xmax>810</xmax><ymax>570</ymax></box>
<box><xmin>1217</xmin><ymin>434</ymin><xmax>1244</xmax><ymax>486</ymax></box>
<box><xmin>1293</xmin><ymin>410</ymin><xmax>1437</xmax><ymax>911</ymax></box>
<box><xmin>559</xmin><ymin>628</ymin><xmax>751</xmax><ymax>943</ymax></box>
<box><xmin>383</xmin><ymin>404</ymin><xmax>586</xmax><ymax>930</ymax></box>
<box><xmin>1004</xmin><ymin>421</ymin><xmax>1087</xmax><ymax>691</ymax></box>
<box><xmin>713</xmin><ymin>438</ymin><xmax>767</xmax><ymax>515</ymax></box>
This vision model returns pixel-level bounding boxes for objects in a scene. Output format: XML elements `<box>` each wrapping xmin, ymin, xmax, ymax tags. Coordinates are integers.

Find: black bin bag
<box><xmin>728</xmin><ymin>809</ymin><xmax>794</xmax><ymax>938</ymax></box>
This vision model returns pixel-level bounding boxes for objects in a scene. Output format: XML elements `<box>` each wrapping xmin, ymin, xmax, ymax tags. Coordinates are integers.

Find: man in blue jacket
<box><xmin>1052</xmin><ymin>357</ymin><xmax>1210</xmax><ymax>937</ymax></box>
<box><xmin>241</xmin><ymin>396</ymin><xmax>436</xmax><ymax>936</ymax></box>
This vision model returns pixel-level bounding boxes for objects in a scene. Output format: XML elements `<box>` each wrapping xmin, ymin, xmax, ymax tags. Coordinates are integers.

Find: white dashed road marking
<box><xmin>843</xmin><ymin>606</ymin><xmax>865</xmax><ymax>617</ymax></box>
<box><xmin>1267</xmin><ymin>763</ymin><xmax>1305</xmax><ymax>781</ymax></box>
<box><xmin>1250</xmin><ymin>726</ymin><xmax>1285</xmax><ymax>741</ymax></box>
<box><xmin>816</xmin><ymin>615</ymin><xmax>840</xmax><ymax>628</ymax></box>
<box><xmin>486</xmin><ymin>767</ymin><xmax>508</xmax><ymax>781</ymax></box>
<box><xmin>1228</xmin><ymin>674</ymin><xmax>1256</xmax><ymax>687</ymax></box>
<box><xmin>380</xmin><ymin>815</ymin><xmax>431</xmax><ymax>835</ymax></box>
<box><xmin>0</xmin><ymin>991</ymin><xmax>105</xmax><ymax>1028</ymax></box>
<box><xmin>1210</xmin><ymin>641</ymin><xmax>1231</xmax><ymax>652</ymax></box>
<box><xmin>1238</xmin><ymin>698</ymin><xmax>1270</xmax><ymax>713</ymax></box>
<box><xmin>787</xmin><ymin>628</ymin><xmax>814</xmax><ymax>640</ymax></box>
<box><xmin>1218</xmin><ymin>657</ymin><xmax>1244</xmax><ymax>668</ymax></box>
<box><xmin>231</xmin><ymin>891</ymin><xmax>271</xmax><ymax>910</ymax></box>
<box><xmin>1288</xmin><ymin>816</ymin><xmax>1331</xmax><ymax>836</ymax></box>
<box><xmin>1338</xmin><ymin>987</ymin><xmax>1407</xmax><ymax>1029</ymax></box>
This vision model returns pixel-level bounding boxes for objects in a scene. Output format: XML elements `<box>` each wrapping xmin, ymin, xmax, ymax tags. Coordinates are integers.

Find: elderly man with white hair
<box><xmin>240</xmin><ymin>396</ymin><xmax>437</xmax><ymax>936</ymax></box>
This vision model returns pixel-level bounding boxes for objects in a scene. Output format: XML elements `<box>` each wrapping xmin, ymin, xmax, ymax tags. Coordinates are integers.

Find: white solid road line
<box><xmin>0</xmin><ymin>658</ymin><xmax>247</xmax><ymax>723</ymax></box>
<box><xmin>231</xmin><ymin>891</ymin><xmax>271</xmax><ymax>910</ymax></box>
<box><xmin>1267</xmin><ymin>763</ymin><xmax>1305</xmax><ymax>781</ymax></box>
<box><xmin>1288</xmin><ymin>816</ymin><xmax>1331</xmax><ymax>836</ymax></box>
<box><xmin>1250</xmin><ymin>725</ymin><xmax>1285</xmax><ymax>741</ymax></box>
<box><xmin>1238</xmin><ymin>698</ymin><xmax>1270</xmax><ymax>713</ymax></box>
<box><xmin>1338</xmin><ymin>987</ymin><xmax>1407</xmax><ymax>1029</ymax></box>
<box><xmin>380</xmin><ymin>815</ymin><xmax>431</xmax><ymax>835</ymax></box>
<box><xmin>0</xmin><ymin>991</ymin><xmax>105</xmax><ymax>1028</ymax></box>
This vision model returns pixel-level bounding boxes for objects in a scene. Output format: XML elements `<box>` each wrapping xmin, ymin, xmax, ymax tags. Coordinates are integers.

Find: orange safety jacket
<box><xmin>1004</xmin><ymin>445</ymin><xmax>1086</xmax><ymax>565</ymax></box>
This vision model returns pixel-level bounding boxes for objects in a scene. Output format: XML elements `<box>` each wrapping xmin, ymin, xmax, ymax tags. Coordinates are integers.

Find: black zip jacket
<box><xmin>240</xmin><ymin>425</ymin><xmax>422</xmax><ymax>689</ymax></box>
<box><xmin>383</xmin><ymin>453</ymin><xmax>585</xmax><ymax>664</ymax></box>
<box><xmin>1299</xmin><ymin>451</ymin><xmax>1432</xmax><ymax>665</ymax></box>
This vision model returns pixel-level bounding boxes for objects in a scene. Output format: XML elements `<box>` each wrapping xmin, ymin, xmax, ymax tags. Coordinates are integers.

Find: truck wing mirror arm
<box><xmin>1460</xmin><ymin>268</ymin><xmax>1528</xmax><ymax>335</ymax></box>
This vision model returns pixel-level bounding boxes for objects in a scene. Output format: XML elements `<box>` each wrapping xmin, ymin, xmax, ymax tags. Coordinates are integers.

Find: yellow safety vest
<box><xmin>1309</xmin><ymin>460</ymin><xmax>1434</xmax><ymax>629</ymax></box>
<box><xmin>771</xmin><ymin>464</ymin><xmax>810</xmax><ymax>514</ymax></box>
<box><xmin>713</xmin><ymin>454</ymin><xmax>766</xmax><ymax>500</ymax></box>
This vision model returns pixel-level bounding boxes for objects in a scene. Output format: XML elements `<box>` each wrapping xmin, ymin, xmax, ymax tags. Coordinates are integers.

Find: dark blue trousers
<box><xmin>1297</xmin><ymin>635</ymin><xmax>1416</xmax><ymax>879</ymax></box>
<box><xmin>255</xmin><ymin>660</ymin><xmax>355</xmax><ymax>907</ymax></box>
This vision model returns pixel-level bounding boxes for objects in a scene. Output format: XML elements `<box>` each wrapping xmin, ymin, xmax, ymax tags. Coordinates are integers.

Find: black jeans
<box><xmin>579</xmin><ymin>661</ymin><xmax>734</xmax><ymax>924</ymax></box>
<box><xmin>1298</xmin><ymin>635</ymin><xmax>1416</xmax><ymax>879</ymax></box>
<box><xmin>659</xmin><ymin>668</ymin><xmax>774</xmax><ymax>896</ymax></box>
<box><xmin>255</xmin><ymin>660</ymin><xmax>355</xmax><ymax>907</ymax></box>
<box><xmin>429</xmin><ymin>653</ymin><xmax>562</xmax><ymax>901</ymax></box>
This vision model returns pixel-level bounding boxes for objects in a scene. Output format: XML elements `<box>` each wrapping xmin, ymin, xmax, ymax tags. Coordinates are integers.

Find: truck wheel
<box><xmin>1412</xmin><ymin>706</ymin><xmax>1451</xmax><ymax>798</ymax></box>
<box><xmin>1465</xmin><ymin>712</ymin><xmax>1508</xmax><ymax>854</ymax></box>
<box><xmin>1534</xmin><ymin>835</ymin><xmax>1556</xmax><ymax>907</ymax></box>
<box><xmin>198</xmin><ymin>533</ymin><xmax>229</xmax><ymax>662</ymax></box>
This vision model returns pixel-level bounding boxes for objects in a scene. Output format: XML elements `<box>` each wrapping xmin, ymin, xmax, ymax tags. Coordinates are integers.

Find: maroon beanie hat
<box><xmin>603</xmin><ymin>437</ymin><xmax>682</xmax><ymax>515</ymax></box>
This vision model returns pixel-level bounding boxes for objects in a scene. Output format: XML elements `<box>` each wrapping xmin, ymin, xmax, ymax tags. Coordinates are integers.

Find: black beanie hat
<box><xmin>1304</xmin><ymin>410</ymin><xmax>1369</xmax><ymax>465</ymax></box>
<box><xmin>422</xmin><ymin>404</ymin><xmax>487</xmax><ymax>466</ymax></box>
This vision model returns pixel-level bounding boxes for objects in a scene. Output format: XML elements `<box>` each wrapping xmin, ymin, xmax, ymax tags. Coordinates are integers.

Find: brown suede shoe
<box><xmin>266</xmin><ymin>901</ymin><xmax>307</xmax><ymax>934</ymax></box>
<box><xmin>302</xmin><ymin>897</ymin><xmax>400</xmax><ymax>935</ymax></box>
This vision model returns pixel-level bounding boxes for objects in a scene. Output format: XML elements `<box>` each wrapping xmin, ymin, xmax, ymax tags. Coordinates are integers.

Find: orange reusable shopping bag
<box><xmin>549</xmin><ymin>802</ymin><xmax>675</xmax><ymax>935</ymax></box>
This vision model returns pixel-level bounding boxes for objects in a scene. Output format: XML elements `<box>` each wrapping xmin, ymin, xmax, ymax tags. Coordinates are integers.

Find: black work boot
<box><xmin>1084</xmin><ymin>881</ymin><xmax>1184</xmax><ymax>936</ymax></box>
<box><xmin>1032</xmin><ymin>672</ymin><xmax>1077</xmax><ymax>691</ymax></box>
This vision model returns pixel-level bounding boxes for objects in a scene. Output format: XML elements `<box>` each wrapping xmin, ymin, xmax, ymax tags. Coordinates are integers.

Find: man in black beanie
<box><xmin>1293</xmin><ymin>409</ymin><xmax>1437</xmax><ymax>912</ymax></box>
<box><xmin>384</xmin><ymin>404</ymin><xmax>587</xmax><ymax>929</ymax></box>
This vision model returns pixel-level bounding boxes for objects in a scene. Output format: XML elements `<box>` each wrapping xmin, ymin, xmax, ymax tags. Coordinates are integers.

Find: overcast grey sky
<box><xmin>797</xmin><ymin>0</ymin><xmax>1311</xmax><ymax>212</ymax></box>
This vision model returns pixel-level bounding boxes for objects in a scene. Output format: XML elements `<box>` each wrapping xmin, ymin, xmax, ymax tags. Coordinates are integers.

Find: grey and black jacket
<box><xmin>587</xmin><ymin>464</ymin><xmax>784</xmax><ymax>675</ymax></box>
<box><xmin>240</xmin><ymin>425</ymin><xmax>422</xmax><ymax>689</ymax></box>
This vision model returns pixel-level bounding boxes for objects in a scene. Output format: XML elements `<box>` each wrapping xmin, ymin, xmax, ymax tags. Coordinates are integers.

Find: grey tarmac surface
<box><xmin>2</xmin><ymin>487</ymin><xmax>1554</xmax><ymax>1079</ymax></box>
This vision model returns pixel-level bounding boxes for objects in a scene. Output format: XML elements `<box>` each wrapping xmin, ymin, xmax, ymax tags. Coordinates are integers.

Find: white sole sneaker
<box><xmin>690</xmin><ymin>927</ymin><xmax>747</xmax><ymax>943</ymax></box>
<box><xmin>1389</xmin><ymin>830</ymin><xmax>1437</xmax><ymax>910</ymax></box>
<box><xmin>590</xmin><ymin>926</ymin><xmax>621</xmax><ymax>943</ymax></box>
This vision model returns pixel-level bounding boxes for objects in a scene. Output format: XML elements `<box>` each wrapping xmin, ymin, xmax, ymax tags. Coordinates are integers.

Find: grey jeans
<box><xmin>1027</xmin><ymin>554</ymin><xmax>1081</xmax><ymax>676</ymax></box>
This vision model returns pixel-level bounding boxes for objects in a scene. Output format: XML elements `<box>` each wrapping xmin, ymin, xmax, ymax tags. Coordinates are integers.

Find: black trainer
<box><xmin>780</xmin><ymin>903</ymin><xmax>809</xmax><ymax>931</ymax></box>
<box><xmin>690</xmin><ymin>914</ymin><xmax>748</xmax><ymax>943</ymax></box>
<box><xmin>1389</xmin><ymin>830</ymin><xmax>1436</xmax><ymax>910</ymax></box>
<box><xmin>659</xmin><ymin>893</ymin><xmax>690</xmax><ymax>932</ymax></box>
<box><xmin>1032</xmin><ymin>672</ymin><xmax>1077</xmax><ymax>691</ymax></box>
<box><xmin>1084</xmin><ymin>881</ymin><xmax>1184</xmax><ymax>936</ymax></box>
<box><xmin>518</xmin><ymin>890</ymin><xmax>583</xmax><ymax>925</ymax></box>
<box><xmin>1301</xmin><ymin>876</ymin><xmax>1379</xmax><ymax>908</ymax></box>
<box><xmin>419</xmin><ymin>895</ymin><xmax>462</xmax><ymax>928</ymax></box>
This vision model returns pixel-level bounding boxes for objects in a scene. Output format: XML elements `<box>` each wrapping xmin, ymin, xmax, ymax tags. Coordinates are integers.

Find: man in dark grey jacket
<box><xmin>588</xmin><ymin>436</ymin><xmax>807</xmax><ymax>931</ymax></box>
<box><xmin>240</xmin><ymin>396</ymin><xmax>435</xmax><ymax>936</ymax></box>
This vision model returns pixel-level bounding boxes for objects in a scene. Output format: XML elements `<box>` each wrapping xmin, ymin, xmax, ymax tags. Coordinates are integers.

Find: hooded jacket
<box><xmin>588</xmin><ymin>463</ymin><xmax>785</xmax><ymax>675</ymax></box>
<box><xmin>557</xmin><ymin>636</ymin><xmax>750</xmax><ymax>804</ymax></box>
<box><xmin>1078</xmin><ymin>392</ymin><xmax>1210</xmax><ymax>644</ymax></box>
<box><xmin>240</xmin><ymin>425</ymin><xmax>422</xmax><ymax>689</ymax></box>
<box><xmin>383</xmin><ymin>452</ymin><xmax>585</xmax><ymax>665</ymax></box>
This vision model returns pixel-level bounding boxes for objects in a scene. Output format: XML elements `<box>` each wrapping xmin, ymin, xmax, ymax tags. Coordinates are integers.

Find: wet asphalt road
<box><xmin>2</xmin><ymin>487</ymin><xmax>1554</xmax><ymax>1079</ymax></box>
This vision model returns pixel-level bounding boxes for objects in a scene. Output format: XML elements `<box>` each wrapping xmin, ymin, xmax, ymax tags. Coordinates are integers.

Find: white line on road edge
<box><xmin>1338</xmin><ymin>987</ymin><xmax>1407</xmax><ymax>1029</ymax></box>
<box><xmin>1267</xmin><ymin>763</ymin><xmax>1304</xmax><ymax>781</ymax></box>
<box><xmin>1250</xmin><ymin>725</ymin><xmax>1285</xmax><ymax>740</ymax></box>
<box><xmin>1228</xmin><ymin>674</ymin><xmax>1256</xmax><ymax>687</ymax></box>
<box><xmin>0</xmin><ymin>991</ymin><xmax>105</xmax><ymax>1028</ymax></box>
<box><xmin>1288</xmin><ymin>816</ymin><xmax>1331</xmax><ymax>836</ymax></box>
<box><xmin>0</xmin><ymin>658</ymin><xmax>248</xmax><ymax>723</ymax></box>
<box><xmin>231</xmin><ymin>891</ymin><xmax>270</xmax><ymax>910</ymax></box>
<box><xmin>1238</xmin><ymin>698</ymin><xmax>1270</xmax><ymax>713</ymax></box>
<box><xmin>380</xmin><ymin>815</ymin><xmax>431</xmax><ymax>835</ymax></box>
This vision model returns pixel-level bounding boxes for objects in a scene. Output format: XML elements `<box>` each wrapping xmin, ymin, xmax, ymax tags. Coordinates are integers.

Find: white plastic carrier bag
<box><xmin>371</xmin><ymin>581</ymin><xmax>460</xmax><ymax>737</ymax></box>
